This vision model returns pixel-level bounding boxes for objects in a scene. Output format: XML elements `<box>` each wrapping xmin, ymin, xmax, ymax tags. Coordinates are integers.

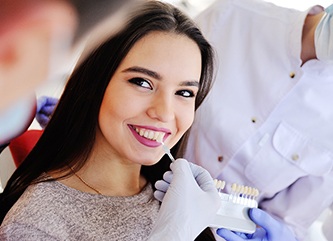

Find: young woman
<box><xmin>0</xmin><ymin>1</ymin><xmax>216</xmax><ymax>240</ymax></box>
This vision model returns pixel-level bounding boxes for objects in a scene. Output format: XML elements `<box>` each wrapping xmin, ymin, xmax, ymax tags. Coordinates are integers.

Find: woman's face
<box><xmin>97</xmin><ymin>31</ymin><xmax>202</xmax><ymax>165</ymax></box>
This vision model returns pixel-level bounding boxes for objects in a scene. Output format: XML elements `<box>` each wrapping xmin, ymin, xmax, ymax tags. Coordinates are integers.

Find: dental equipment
<box><xmin>210</xmin><ymin>179</ymin><xmax>259</xmax><ymax>234</ymax></box>
<box><xmin>156</xmin><ymin>133</ymin><xmax>257</xmax><ymax>233</ymax></box>
<box><xmin>157</xmin><ymin>134</ymin><xmax>175</xmax><ymax>162</ymax></box>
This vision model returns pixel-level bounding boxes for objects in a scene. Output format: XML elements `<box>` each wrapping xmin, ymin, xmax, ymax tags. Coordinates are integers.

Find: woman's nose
<box><xmin>147</xmin><ymin>94</ymin><xmax>175</xmax><ymax>122</ymax></box>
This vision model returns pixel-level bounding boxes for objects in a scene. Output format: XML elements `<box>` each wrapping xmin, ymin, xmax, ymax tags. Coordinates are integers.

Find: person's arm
<box><xmin>0</xmin><ymin>95</ymin><xmax>36</xmax><ymax>146</ymax></box>
<box><xmin>216</xmin><ymin>208</ymin><xmax>298</xmax><ymax>241</ymax></box>
<box><xmin>0</xmin><ymin>96</ymin><xmax>56</xmax><ymax>154</ymax></box>
<box><xmin>314</xmin><ymin>3</ymin><xmax>333</xmax><ymax>61</ymax></box>
<box><xmin>147</xmin><ymin>158</ymin><xmax>221</xmax><ymax>241</ymax></box>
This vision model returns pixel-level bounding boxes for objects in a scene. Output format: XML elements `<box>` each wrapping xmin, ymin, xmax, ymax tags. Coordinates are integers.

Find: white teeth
<box><xmin>153</xmin><ymin>132</ymin><xmax>159</xmax><ymax>140</ymax></box>
<box><xmin>134</xmin><ymin>127</ymin><xmax>166</xmax><ymax>141</ymax></box>
<box><xmin>148</xmin><ymin>131</ymin><xmax>154</xmax><ymax>139</ymax></box>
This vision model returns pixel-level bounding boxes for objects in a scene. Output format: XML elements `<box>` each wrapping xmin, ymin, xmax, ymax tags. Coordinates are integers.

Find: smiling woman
<box><xmin>96</xmin><ymin>32</ymin><xmax>201</xmax><ymax>168</ymax></box>
<box><xmin>97</xmin><ymin>31</ymin><xmax>201</xmax><ymax>166</ymax></box>
<box><xmin>0</xmin><ymin>1</ymin><xmax>215</xmax><ymax>240</ymax></box>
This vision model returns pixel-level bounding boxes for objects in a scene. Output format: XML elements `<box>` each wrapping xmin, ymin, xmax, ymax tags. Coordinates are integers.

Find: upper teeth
<box><xmin>135</xmin><ymin>127</ymin><xmax>165</xmax><ymax>142</ymax></box>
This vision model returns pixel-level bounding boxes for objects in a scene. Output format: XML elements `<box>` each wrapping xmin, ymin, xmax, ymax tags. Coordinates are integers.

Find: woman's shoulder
<box><xmin>0</xmin><ymin>181</ymin><xmax>69</xmax><ymax>239</ymax></box>
<box><xmin>2</xmin><ymin>181</ymin><xmax>65</xmax><ymax>222</ymax></box>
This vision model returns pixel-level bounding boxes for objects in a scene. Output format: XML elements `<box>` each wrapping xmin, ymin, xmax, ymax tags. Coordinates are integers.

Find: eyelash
<box><xmin>128</xmin><ymin>77</ymin><xmax>151</xmax><ymax>89</ymax></box>
<box><xmin>176</xmin><ymin>90</ymin><xmax>195</xmax><ymax>98</ymax></box>
<box><xmin>128</xmin><ymin>77</ymin><xmax>196</xmax><ymax>98</ymax></box>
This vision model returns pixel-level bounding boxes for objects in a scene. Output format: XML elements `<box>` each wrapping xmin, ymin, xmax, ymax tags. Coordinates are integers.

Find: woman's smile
<box><xmin>129</xmin><ymin>124</ymin><xmax>170</xmax><ymax>147</ymax></box>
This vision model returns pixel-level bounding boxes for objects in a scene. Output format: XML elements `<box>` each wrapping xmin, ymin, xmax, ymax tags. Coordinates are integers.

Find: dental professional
<box><xmin>0</xmin><ymin>1</ymin><xmax>221</xmax><ymax>240</ymax></box>
<box><xmin>0</xmin><ymin>0</ymin><xmax>134</xmax><ymax>147</ymax></box>
<box><xmin>185</xmin><ymin>0</ymin><xmax>333</xmax><ymax>240</ymax></box>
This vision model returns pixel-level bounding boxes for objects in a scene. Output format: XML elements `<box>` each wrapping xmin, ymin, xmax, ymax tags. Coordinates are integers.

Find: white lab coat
<box><xmin>185</xmin><ymin>0</ymin><xmax>333</xmax><ymax>239</ymax></box>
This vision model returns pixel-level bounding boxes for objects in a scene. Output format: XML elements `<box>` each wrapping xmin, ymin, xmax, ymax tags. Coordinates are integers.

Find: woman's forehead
<box><xmin>120</xmin><ymin>31</ymin><xmax>202</xmax><ymax>79</ymax></box>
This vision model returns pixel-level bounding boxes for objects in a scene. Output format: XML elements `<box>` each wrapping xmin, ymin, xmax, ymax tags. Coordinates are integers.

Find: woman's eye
<box><xmin>176</xmin><ymin>89</ymin><xmax>195</xmax><ymax>98</ymax></box>
<box><xmin>128</xmin><ymin>77</ymin><xmax>152</xmax><ymax>89</ymax></box>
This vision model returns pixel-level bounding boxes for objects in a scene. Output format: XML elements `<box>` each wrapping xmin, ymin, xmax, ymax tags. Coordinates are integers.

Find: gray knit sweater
<box><xmin>0</xmin><ymin>181</ymin><xmax>160</xmax><ymax>240</ymax></box>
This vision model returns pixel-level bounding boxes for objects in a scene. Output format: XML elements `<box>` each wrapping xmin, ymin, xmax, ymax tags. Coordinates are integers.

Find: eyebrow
<box><xmin>122</xmin><ymin>66</ymin><xmax>161</xmax><ymax>80</ymax></box>
<box><xmin>122</xmin><ymin>66</ymin><xmax>200</xmax><ymax>87</ymax></box>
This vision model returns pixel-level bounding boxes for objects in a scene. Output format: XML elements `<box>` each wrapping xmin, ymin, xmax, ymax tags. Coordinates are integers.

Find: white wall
<box><xmin>167</xmin><ymin>0</ymin><xmax>332</xmax><ymax>17</ymax></box>
<box><xmin>266</xmin><ymin>0</ymin><xmax>331</xmax><ymax>10</ymax></box>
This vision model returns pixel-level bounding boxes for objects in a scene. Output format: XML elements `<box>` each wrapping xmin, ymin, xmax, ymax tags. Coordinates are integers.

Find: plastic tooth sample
<box><xmin>210</xmin><ymin>179</ymin><xmax>260</xmax><ymax>234</ymax></box>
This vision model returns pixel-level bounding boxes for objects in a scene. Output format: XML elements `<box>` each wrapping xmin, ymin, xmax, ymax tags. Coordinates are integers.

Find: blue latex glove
<box><xmin>148</xmin><ymin>158</ymin><xmax>221</xmax><ymax>241</ymax></box>
<box><xmin>36</xmin><ymin>96</ymin><xmax>58</xmax><ymax>128</ymax></box>
<box><xmin>217</xmin><ymin>208</ymin><xmax>298</xmax><ymax>241</ymax></box>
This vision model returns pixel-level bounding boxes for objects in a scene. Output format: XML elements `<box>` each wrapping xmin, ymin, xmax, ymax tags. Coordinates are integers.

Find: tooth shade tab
<box><xmin>211</xmin><ymin>179</ymin><xmax>260</xmax><ymax>233</ymax></box>
<box><xmin>156</xmin><ymin>132</ymin><xmax>165</xmax><ymax>143</ymax></box>
<box><xmin>214</xmin><ymin>179</ymin><xmax>226</xmax><ymax>191</ymax></box>
<box><xmin>213</xmin><ymin>179</ymin><xmax>260</xmax><ymax>207</ymax></box>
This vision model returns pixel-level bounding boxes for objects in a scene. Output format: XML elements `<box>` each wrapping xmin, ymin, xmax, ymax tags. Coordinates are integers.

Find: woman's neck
<box><xmin>79</xmin><ymin>128</ymin><xmax>148</xmax><ymax>196</ymax></box>
<box><xmin>52</xmin><ymin>149</ymin><xmax>147</xmax><ymax>196</ymax></box>
<box><xmin>76</xmin><ymin>157</ymin><xmax>147</xmax><ymax>196</ymax></box>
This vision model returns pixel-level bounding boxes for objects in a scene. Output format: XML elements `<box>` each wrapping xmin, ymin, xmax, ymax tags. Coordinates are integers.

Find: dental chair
<box><xmin>0</xmin><ymin>129</ymin><xmax>42</xmax><ymax>192</ymax></box>
<box><xmin>8</xmin><ymin>129</ymin><xmax>43</xmax><ymax>167</ymax></box>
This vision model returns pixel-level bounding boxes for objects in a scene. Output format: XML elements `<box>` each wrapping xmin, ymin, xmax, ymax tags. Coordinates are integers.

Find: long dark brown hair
<box><xmin>0</xmin><ymin>1</ymin><xmax>215</xmax><ymax>239</ymax></box>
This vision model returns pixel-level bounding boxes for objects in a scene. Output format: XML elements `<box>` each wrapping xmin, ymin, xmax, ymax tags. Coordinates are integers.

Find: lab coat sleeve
<box><xmin>259</xmin><ymin>173</ymin><xmax>333</xmax><ymax>240</ymax></box>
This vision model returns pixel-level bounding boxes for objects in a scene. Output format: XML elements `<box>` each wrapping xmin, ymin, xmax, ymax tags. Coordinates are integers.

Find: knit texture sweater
<box><xmin>0</xmin><ymin>181</ymin><xmax>160</xmax><ymax>240</ymax></box>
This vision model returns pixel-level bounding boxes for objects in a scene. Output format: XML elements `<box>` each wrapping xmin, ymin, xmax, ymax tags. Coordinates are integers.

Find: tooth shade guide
<box><xmin>213</xmin><ymin>179</ymin><xmax>259</xmax><ymax>207</ymax></box>
<box><xmin>211</xmin><ymin>179</ymin><xmax>260</xmax><ymax>234</ymax></box>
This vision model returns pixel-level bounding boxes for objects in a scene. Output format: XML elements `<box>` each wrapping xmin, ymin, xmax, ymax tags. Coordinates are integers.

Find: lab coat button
<box><xmin>291</xmin><ymin>154</ymin><xmax>299</xmax><ymax>161</ymax></box>
<box><xmin>289</xmin><ymin>72</ymin><xmax>296</xmax><ymax>78</ymax></box>
<box><xmin>218</xmin><ymin>156</ymin><xmax>224</xmax><ymax>162</ymax></box>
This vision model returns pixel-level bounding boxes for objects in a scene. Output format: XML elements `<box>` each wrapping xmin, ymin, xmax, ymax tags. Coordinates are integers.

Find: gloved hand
<box><xmin>147</xmin><ymin>158</ymin><xmax>221</xmax><ymax>241</ymax></box>
<box><xmin>216</xmin><ymin>208</ymin><xmax>298</xmax><ymax>241</ymax></box>
<box><xmin>36</xmin><ymin>96</ymin><xmax>58</xmax><ymax>128</ymax></box>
